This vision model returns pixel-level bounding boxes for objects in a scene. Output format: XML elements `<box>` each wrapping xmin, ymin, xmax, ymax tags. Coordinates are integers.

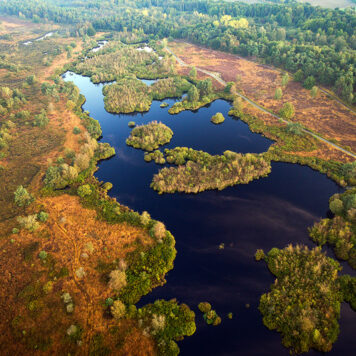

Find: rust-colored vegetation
<box><xmin>169</xmin><ymin>41</ymin><xmax>356</xmax><ymax>154</ymax></box>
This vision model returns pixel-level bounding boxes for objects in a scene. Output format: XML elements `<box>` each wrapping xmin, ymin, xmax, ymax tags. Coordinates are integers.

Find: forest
<box><xmin>0</xmin><ymin>0</ymin><xmax>354</xmax><ymax>103</ymax></box>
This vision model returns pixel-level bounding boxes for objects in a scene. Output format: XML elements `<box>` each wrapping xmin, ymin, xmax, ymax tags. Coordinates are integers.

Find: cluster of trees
<box><xmin>0</xmin><ymin>86</ymin><xmax>27</xmax><ymax>116</ymax></box>
<box><xmin>126</xmin><ymin>121</ymin><xmax>173</xmax><ymax>152</ymax></box>
<box><xmin>198</xmin><ymin>302</ymin><xmax>221</xmax><ymax>326</ymax></box>
<box><xmin>44</xmin><ymin>133</ymin><xmax>114</xmax><ymax>189</ymax></box>
<box><xmin>309</xmin><ymin>188</ymin><xmax>356</xmax><ymax>269</ymax></box>
<box><xmin>169</xmin><ymin>78</ymin><xmax>217</xmax><ymax>114</ymax></box>
<box><xmin>144</xmin><ymin>150</ymin><xmax>166</xmax><ymax>164</ymax></box>
<box><xmin>102</xmin><ymin>75</ymin><xmax>190</xmax><ymax>114</ymax></box>
<box><xmin>75</xmin><ymin>43</ymin><xmax>172</xmax><ymax>83</ymax></box>
<box><xmin>258</xmin><ymin>244</ymin><xmax>344</xmax><ymax>354</ymax></box>
<box><xmin>151</xmin><ymin>148</ymin><xmax>271</xmax><ymax>194</ymax></box>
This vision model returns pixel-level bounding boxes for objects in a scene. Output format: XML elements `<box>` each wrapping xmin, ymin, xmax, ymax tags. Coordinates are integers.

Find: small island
<box><xmin>126</xmin><ymin>121</ymin><xmax>173</xmax><ymax>151</ymax></box>
<box><xmin>151</xmin><ymin>148</ymin><xmax>271</xmax><ymax>194</ymax></box>
<box><xmin>257</xmin><ymin>245</ymin><xmax>346</xmax><ymax>354</ymax></box>
<box><xmin>211</xmin><ymin>112</ymin><xmax>225</xmax><ymax>124</ymax></box>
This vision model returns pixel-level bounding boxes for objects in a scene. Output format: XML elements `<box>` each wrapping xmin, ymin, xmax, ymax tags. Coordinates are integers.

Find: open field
<box><xmin>168</xmin><ymin>41</ymin><xmax>356</xmax><ymax>157</ymax></box>
<box><xmin>0</xmin><ymin>194</ymin><xmax>155</xmax><ymax>355</ymax></box>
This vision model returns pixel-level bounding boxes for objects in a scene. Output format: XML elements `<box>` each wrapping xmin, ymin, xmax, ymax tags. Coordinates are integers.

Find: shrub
<box><xmin>303</xmin><ymin>76</ymin><xmax>316</xmax><ymax>90</ymax></box>
<box><xmin>151</xmin><ymin>222</ymin><xmax>166</xmax><ymax>240</ymax></box>
<box><xmin>37</xmin><ymin>211</ymin><xmax>49</xmax><ymax>222</ymax></box>
<box><xmin>286</xmin><ymin>122</ymin><xmax>303</xmax><ymax>135</ymax></box>
<box><xmin>281</xmin><ymin>73</ymin><xmax>289</xmax><ymax>86</ymax></box>
<box><xmin>311</xmin><ymin>86</ymin><xmax>319</xmax><ymax>98</ymax></box>
<box><xmin>75</xmin><ymin>267</ymin><xmax>86</xmax><ymax>279</ymax></box>
<box><xmin>274</xmin><ymin>88</ymin><xmax>283</xmax><ymax>100</ymax></box>
<box><xmin>61</xmin><ymin>292</ymin><xmax>72</xmax><ymax>304</ymax></box>
<box><xmin>279</xmin><ymin>102</ymin><xmax>295</xmax><ymax>119</ymax></box>
<box><xmin>17</xmin><ymin>215</ymin><xmax>39</xmax><ymax>232</ymax></box>
<box><xmin>111</xmin><ymin>300</ymin><xmax>126</xmax><ymax>319</ymax></box>
<box><xmin>198</xmin><ymin>302</ymin><xmax>211</xmax><ymax>313</ymax></box>
<box><xmin>73</xmin><ymin>127</ymin><xmax>81</xmax><ymax>134</ymax></box>
<box><xmin>38</xmin><ymin>251</ymin><xmax>48</xmax><ymax>260</ymax></box>
<box><xmin>140</xmin><ymin>211</ymin><xmax>151</xmax><ymax>226</ymax></box>
<box><xmin>128</xmin><ymin>121</ymin><xmax>136</xmax><ymax>128</ymax></box>
<box><xmin>330</xmin><ymin>199</ymin><xmax>344</xmax><ymax>215</ymax></box>
<box><xmin>14</xmin><ymin>185</ymin><xmax>34</xmax><ymax>207</ymax></box>
<box><xmin>255</xmin><ymin>249</ymin><xmax>265</xmax><ymax>261</ymax></box>
<box><xmin>77</xmin><ymin>184</ymin><xmax>92</xmax><ymax>198</ymax></box>
<box><xmin>108</xmin><ymin>270</ymin><xmax>127</xmax><ymax>291</ymax></box>
<box><xmin>189</xmin><ymin>67</ymin><xmax>197</xmax><ymax>79</ymax></box>
<box><xmin>33</xmin><ymin>110</ymin><xmax>49</xmax><ymax>127</ymax></box>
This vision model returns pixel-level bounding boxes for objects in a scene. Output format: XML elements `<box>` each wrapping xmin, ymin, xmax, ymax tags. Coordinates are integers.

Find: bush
<box><xmin>303</xmin><ymin>76</ymin><xmax>316</xmax><ymax>90</ymax></box>
<box><xmin>17</xmin><ymin>215</ymin><xmax>39</xmax><ymax>232</ymax></box>
<box><xmin>73</xmin><ymin>127</ymin><xmax>81</xmax><ymax>134</ymax></box>
<box><xmin>111</xmin><ymin>300</ymin><xmax>126</xmax><ymax>319</ymax></box>
<box><xmin>37</xmin><ymin>211</ymin><xmax>49</xmax><ymax>222</ymax></box>
<box><xmin>14</xmin><ymin>185</ymin><xmax>34</xmax><ymax>207</ymax></box>
<box><xmin>279</xmin><ymin>102</ymin><xmax>295</xmax><ymax>119</ymax></box>
<box><xmin>38</xmin><ymin>251</ymin><xmax>48</xmax><ymax>260</ymax></box>
<box><xmin>108</xmin><ymin>270</ymin><xmax>127</xmax><ymax>291</ymax></box>
<box><xmin>274</xmin><ymin>88</ymin><xmax>283</xmax><ymax>100</ymax></box>
<box><xmin>33</xmin><ymin>110</ymin><xmax>49</xmax><ymax>128</ymax></box>
<box><xmin>128</xmin><ymin>121</ymin><xmax>135</xmax><ymax>128</ymax></box>
<box><xmin>255</xmin><ymin>249</ymin><xmax>265</xmax><ymax>261</ymax></box>
<box><xmin>198</xmin><ymin>302</ymin><xmax>211</xmax><ymax>313</ymax></box>
<box><xmin>77</xmin><ymin>184</ymin><xmax>92</xmax><ymax>198</ymax></box>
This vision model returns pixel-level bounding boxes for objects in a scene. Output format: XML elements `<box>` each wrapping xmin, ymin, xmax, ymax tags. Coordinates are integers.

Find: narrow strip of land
<box><xmin>166</xmin><ymin>46</ymin><xmax>356</xmax><ymax>159</ymax></box>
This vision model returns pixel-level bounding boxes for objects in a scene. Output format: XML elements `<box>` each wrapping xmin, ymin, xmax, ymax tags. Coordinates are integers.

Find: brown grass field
<box><xmin>0</xmin><ymin>195</ymin><xmax>156</xmax><ymax>355</ymax></box>
<box><xmin>169</xmin><ymin>41</ymin><xmax>356</xmax><ymax>156</ymax></box>
<box><xmin>0</xmin><ymin>18</ymin><xmax>160</xmax><ymax>355</ymax></box>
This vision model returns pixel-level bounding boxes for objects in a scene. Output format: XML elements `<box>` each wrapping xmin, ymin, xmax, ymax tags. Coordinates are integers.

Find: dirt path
<box><xmin>166</xmin><ymin>46</ymin><xmax>356</xmax><ymax>159</ymax></box>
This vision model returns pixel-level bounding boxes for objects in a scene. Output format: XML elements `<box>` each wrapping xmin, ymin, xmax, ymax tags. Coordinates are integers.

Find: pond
<box><xmin>63</xmin><ymin>71</ymin><xmax>355</xmax><ymax>356</ymax></box>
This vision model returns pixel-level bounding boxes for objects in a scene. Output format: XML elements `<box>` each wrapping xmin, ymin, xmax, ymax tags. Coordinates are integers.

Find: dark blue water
<box><xmin>63</xmin><ymin>72</ymin><xmax>355</xmax><ymax>356</ymax></box>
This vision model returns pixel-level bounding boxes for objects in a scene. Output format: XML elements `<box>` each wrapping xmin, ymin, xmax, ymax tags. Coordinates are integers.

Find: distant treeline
<box><xmin>0</xmin><ymin>0</ymin><xmax>355</xmax><ymax>103</ymax></box>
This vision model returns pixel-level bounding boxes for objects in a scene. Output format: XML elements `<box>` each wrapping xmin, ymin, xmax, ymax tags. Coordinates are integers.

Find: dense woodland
<box><xmin>0</xmin><ymin>0</ymin><xmax>355</xmax><ymax>103</ymax></box>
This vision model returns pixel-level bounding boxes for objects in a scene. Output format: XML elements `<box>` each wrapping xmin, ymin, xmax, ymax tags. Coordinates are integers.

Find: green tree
<box><xmin>303</xmin><ymin>76</ymin><xmax>316</xmax><ymax>90</ymax></box>
<box><xmin>286</xmin><ymin>122</ymin><xmax>303</xmax><ymax>135</ymax></box>
<box><xmin>86</xmin><ymin>24</ymin><xmax>96</xmax><ymax>37</ymax></box>
<box><xmin>187</xmin><ymin>85</ymin><xmax>199</xmax><ymax>102</ymax></box>
<box><xmin>279</xmin><ymin>102</ymin><xmax>295</xmax><ymax>119</ymax></box>
<box><xmin>294</xmin><ymin>69</ymin><xmax>304</xmax><ymax>83</ymax></box>
<box><xmin>274</xmin><ymin>87</ymin><xmax>283</xmax><ymax>100</ymax></box>
<box><xmin>77</xmin><ymin>184</ymin><xmax>92</xmax><ymax>197</ymax></box>
<box><xmin>281</xmin><ymin>73</ymin><xmax>289</xmax><ymax>86</ymax></box>
<box><xmin>311</xmin><ymin>86</ymin><xmax>319</xmax><ymax>98</ymax></box>
<box><xmin>329</xmin><ymin>199</ymin><xmax>344</xmax><ymax>215</ymax></box>
<box><xmin>189</xmin><ymin>67</ymin><xmax>197</xmax><ymax>79</ymax></box>
<box><xmin>14</xmin><ymin>185</ymin><xmax>34</xmax><ymax>207</ymax></box>
<box><xmin>197</xmin><ymin>78</ymin><xmax>212</xmax><ymax>98</ymax></box>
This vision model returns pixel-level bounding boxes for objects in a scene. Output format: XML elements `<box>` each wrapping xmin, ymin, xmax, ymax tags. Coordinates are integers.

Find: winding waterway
<box><xmin>63</xmin><ymin>71</ymin><xmax>355</xmax><ymax>356</ymax></box>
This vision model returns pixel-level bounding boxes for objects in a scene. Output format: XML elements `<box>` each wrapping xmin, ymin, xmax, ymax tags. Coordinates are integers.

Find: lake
<box><xmin>63</xmin><ymin>71</ymin><xmax>355</xmax><ymax>356</ymax></box>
